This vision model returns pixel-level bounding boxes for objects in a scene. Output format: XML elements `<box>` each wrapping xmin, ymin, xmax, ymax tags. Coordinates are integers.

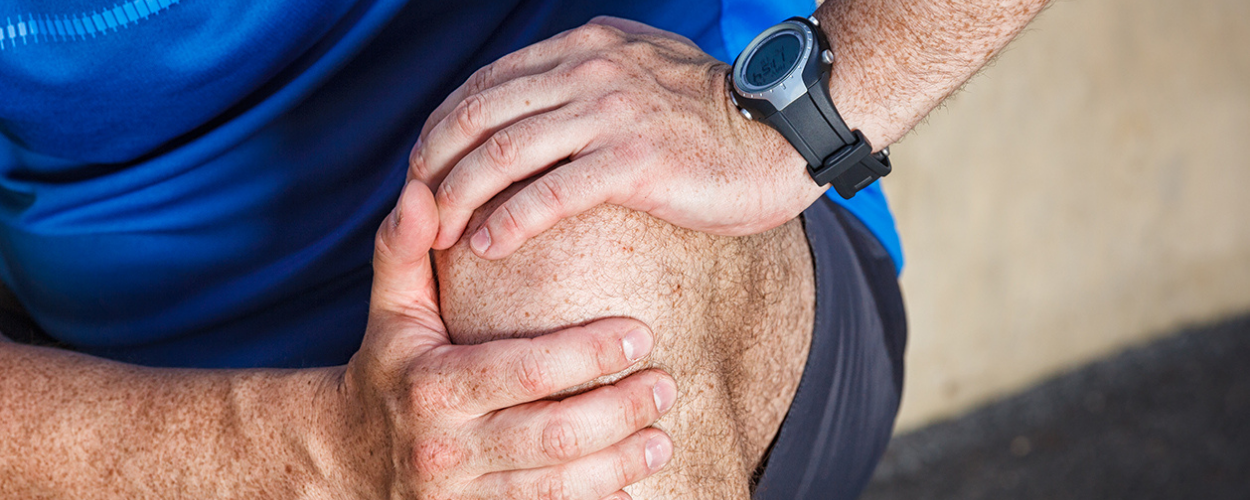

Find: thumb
<box><xmin>371</xmin><ymin>180</ymin><xmax>441</xmax><ymax>318</ymax></box>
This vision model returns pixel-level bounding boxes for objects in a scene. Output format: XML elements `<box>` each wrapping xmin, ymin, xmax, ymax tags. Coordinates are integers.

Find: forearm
<box><xmin>814</xmin><ymin>0</ymin><xmax>1050</xmax><ymax>148</ymax></box>
<box><xmin>0</xmin><ymin>342</ymin><xmax>343</xmax><ymax>498</ymax></box>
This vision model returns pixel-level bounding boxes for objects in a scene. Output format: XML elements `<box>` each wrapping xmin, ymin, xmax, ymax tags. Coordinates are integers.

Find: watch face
<box><xmin>742</xmin><ymin>31</ymin><xmax>803</xmax><ymax>90</ymax></box>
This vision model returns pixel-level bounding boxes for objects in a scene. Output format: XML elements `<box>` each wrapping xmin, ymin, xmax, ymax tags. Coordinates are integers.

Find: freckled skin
<box><xmin>435</xmin><ymin>181</ymin><xmax>815</xmax><ymax>499</ymax></box>
<box><xmin>818</xmin><ymin>0</ymin><xmax>1052</xmax><ymax>148</ymax></box>
<box><xmin>0</xmin><ymin>0</ymin><xmax>1049</xmax><ymax>496</ymax></box>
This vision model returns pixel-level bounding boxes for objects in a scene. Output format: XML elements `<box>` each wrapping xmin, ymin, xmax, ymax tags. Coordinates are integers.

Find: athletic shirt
<box><xmin>0</xmin><ymin>0</ymin><xmax>901</xmax><ymax>368</ymax></box>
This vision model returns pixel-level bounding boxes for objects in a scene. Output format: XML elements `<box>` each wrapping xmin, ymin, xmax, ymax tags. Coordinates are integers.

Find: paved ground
<box><xmin>861</xmin><ymin>314</ymin><xmax>1250</xmax><ymax>500</ymax></box>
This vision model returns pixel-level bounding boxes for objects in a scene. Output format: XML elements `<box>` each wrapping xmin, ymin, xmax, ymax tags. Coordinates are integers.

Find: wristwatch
<box><xmin>729</xmin><ymin>16</ymin><xmax>891</xmax><ymax>199</ymax></box>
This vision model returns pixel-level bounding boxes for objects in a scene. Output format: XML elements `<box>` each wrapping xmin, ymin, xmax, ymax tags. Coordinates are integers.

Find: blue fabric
<box><xmin>0</xmin><ymin>0</ymin><xmax>899</xmax><ymax>368</ymax></box>
<box><xmin>1</xmin><ymin>0</ymin><xmax>412</xmax><ymax>367</ymax></box>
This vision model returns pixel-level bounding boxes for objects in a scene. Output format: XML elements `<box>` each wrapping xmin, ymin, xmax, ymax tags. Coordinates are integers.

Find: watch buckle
<box><xmin>810</xmin><ymin>130</ymin><xmax>892</xmax><ymax>199</ymax></box>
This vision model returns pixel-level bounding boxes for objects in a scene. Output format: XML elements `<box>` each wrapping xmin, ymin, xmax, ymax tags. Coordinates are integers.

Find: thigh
<box><xmin>434</xmin><ymin>182</ymin><xmax>815</xmax><ymax>499</ymax></box>
<box><xmin>751</xmin><ymin>196</ymin><xmax>905</xmax><ymax>500</ymax></box>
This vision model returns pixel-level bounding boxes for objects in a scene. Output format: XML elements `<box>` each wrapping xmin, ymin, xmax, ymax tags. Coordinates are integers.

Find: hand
<box><xmin>326</xmin><ymin>180</ymin><xmax>676</xmax><ymax>499</ymax></box>
<box><xmin>409</xmin><ymin>17</ymin><xmax>821</xmax><ymax>259</ymax></box>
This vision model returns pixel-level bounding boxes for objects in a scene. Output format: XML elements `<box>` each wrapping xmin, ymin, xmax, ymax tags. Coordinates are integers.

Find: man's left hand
<box><xmin>410</xmin><ymin>17</ymin><xmax>822</xmax><ymax>259</ymax></box>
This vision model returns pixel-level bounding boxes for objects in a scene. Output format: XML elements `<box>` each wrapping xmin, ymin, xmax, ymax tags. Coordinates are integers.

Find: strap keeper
<box><xmin>808</xmin><ymin>130</ymin><xmax>892</xmax><ymax>199</ymax></box>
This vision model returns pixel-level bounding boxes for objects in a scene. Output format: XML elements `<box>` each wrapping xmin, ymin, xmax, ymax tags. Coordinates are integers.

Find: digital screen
<box><xmin>744</xmin><ymin>33</ymin><xmax>802</xmax><ymax>88</ymax></box>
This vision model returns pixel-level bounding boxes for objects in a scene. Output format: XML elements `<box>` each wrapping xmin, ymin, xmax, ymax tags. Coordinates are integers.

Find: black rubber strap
<box><xmin>819</xmin><ymin>130</ymin><xmax>892</xmax><ymax>199</ymax></box>
<box><xmin>762</xmin><ymin>70</ymin><xmax>891</xmax><ymax>199</ymax></box>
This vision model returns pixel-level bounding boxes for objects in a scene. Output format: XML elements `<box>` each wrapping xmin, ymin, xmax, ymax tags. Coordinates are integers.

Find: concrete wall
<box><xmin>886</xmin><ymin>0</ymin><xmax>1250</xmax><ymax>431</ymax></box>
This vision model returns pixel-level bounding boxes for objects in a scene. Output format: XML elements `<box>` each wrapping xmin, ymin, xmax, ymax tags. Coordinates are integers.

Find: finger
<box><xmin>602</xmin><ymin>491</ymin><xmax>633</xmax><ymax>500</ymax></box>
<box><xmin>370</xmin><ymin>180</ymin><xmax>441</xmax><ymax>318</ymax></box>
<box><xmin>411</xmin><ymin>21</ymin><xmax>638</xmax><ymax>187</ymax></box>
<box><xmin>412</xmin><ymin>73</ymin><xmax>571</xmax><ymax>191</ymax></box>
<box><xmin>468</xmin><ymin>369</ymin><xmax>676</xmax><ymax>471</ymax></box>
<box><xmin>473</xmin><ymin>428</ymin><xmax>672</xmax><ymax>500</ymax></box>
<box><xmin>467</xmin><ymin>152</ymin><xmax>634</xmax><ymax>259</ymax></box>
<box><xmin>415</xmin><ymin>43</ymin><xmax>565</xmax><ymax>147</ymax></box>
<box><xmin>432</xmin><ymin>108</ymin><xmax>600</xmax><ymax>249</ymax></box>
<box><xmin>437</xmin><ymin>317</ymin><xmax>654</xmax><ymax>415</ymax></box>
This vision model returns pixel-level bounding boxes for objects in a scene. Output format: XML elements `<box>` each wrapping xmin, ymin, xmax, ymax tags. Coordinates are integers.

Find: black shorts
<box><xmin>753</xmin><ymin>195</ymin><xmax>908</xmax><ymax>500</ymax></box>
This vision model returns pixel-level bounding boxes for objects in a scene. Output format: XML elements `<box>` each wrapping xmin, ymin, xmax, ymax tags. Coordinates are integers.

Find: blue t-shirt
<box><xmin>0</xmin><ymin>0</ymin><xmax>899</xmax><ymax>368</ymax></box>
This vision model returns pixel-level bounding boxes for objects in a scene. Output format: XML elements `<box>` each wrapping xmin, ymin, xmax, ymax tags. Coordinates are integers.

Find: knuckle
<box><xmin>494</xmin><ymin>203</ymin><xmax>526</xmax><ymax>238</ymax></box>
<box><xmin>468</xmin><ymin>63</ymin><xmax>496</xmax><ymax>94</ymax></box>
<box><xmin>620</xmin><ymin>39</ymin><xmax>656</xmax><ymax>59</ymax></box>
<box><xmin>571</xmin><ymin>56</ymin><xmax>622</xmax><ymax>80</ymax></box>
<box><xmin>573</xmin><ymin>22</ymin><xmax>621</xmax><ymax>45</ymax></box>
<box><xmin>595</xmin><ymin>91</ymin><xmax>636</xmax><ymax>115</ymax></box>
<box><xmin>516</xmin><ymin>349</ymin><xmax>554</xmax><ymax>397</ymax></box>
<box><xmin>483</xmin><ymin>128</ymin><xmax>519</xmax><ymax>172</ymax></box>
<box><xmin>411</xmin><ymin>437</ymin><xmax>465</xmax><ymax>477</ymax></box>
<box><xmin>535</xmin><ymin>471</ymin><xmax>573</xmax><ymax>500</ymax></box>
<box><xmin>373</xmin><ymin>225</ymin><xmax>397</xmax><ymax>262</ymax></box>
<box><xmin>612</xmin><ymin>137</ymin><xmax>653</xmax><ymax>166</ymax></box>
<box><xmin>453</xmin><ymin>93</ymin><xmax>489</xmax><ymax>138</ymax></box>
<box><xmin>435</xmin><ymin>178</ymin><xmax>459</xmax><ymax>209</ymax></box>
<box><xmin>540</xmin><ymin>418</ymin><xmax>582</xmax><ymax>462</ymax></box>
<box><xmin>531</xmin><ymin>175</ymin><xmax>570</xmax><ymax>215</ymax></box>
<box><xmin>406</xmin><ymin>374</ymin><xmax>457</xmax><ymax>415</ymax></box>
<box><xmin>590</xmin><ymin>331</ymin><xmax>618</xmax><ymax>374</ymax></box>
<box><xmin>621</xmin><ymin>387</ymin><xmax>648</xmax><ymax>427</ymax></box>
<box><xmin>408</xmin><ymin>149</ymin><xmax>433</xmax><ymax>182</ymax></box>
<box><xmin>611</xmin><ymin>449</ymin><xmax>634</xmax><ymax>488</ymax></box>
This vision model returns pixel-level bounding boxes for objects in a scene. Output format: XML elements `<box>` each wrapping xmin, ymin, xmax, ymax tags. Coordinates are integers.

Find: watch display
<box><xmin>743</xmin><ymin>32</ymin><xmax>802</xmax><ymax>88</ymax></box>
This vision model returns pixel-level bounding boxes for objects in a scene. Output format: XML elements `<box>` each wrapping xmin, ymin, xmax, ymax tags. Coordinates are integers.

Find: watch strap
<box><xmin>763</xmin><ymin>77</ymin><xmax>891</xmax><ymax>199</ymax></box>
<box><xmin>818</xmin><ymin>129</ymin><xmax>892</xmax><ymax>199</ymax></box>
<box><xmin>756</xmin><ymin>27</ymin><xmax>891</xmax><ymax>199</ymax></box>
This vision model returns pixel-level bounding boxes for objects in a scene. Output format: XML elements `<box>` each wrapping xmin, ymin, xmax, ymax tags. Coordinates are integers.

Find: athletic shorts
<box><xmin>752</xmin><ymin>194</ymin><xmax>908</xmax><ymax>500</ymax></box>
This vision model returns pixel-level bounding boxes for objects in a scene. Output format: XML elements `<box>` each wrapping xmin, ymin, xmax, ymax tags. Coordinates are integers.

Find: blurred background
<box><xmin>866</xmin><ymin>0</ymin><xmax>1250</xmax><ymax>496</ymax></box>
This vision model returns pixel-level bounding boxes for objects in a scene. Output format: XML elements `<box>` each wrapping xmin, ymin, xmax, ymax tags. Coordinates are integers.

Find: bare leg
<box><xmin>434</xmin><ymin>182</ymin><xmax>815</xmax><ymax>499</ymax></box>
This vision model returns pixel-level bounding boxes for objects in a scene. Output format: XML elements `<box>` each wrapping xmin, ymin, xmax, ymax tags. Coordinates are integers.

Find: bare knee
<box><xmin>432</xmin><ymin>183</ymin><xmax>814</xmax><ymax>497</ymax></box>
<box><xmin>435</xmin><ymin>200</ymin><xmax>700</xmax><ymax>345</ymax></box>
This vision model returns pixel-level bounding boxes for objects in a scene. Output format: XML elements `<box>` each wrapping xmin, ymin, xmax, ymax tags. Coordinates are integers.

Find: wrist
<box><xmin>299</xmin><ymin>364</ymin><xmax>395</xmax><ymax>500</ymax></box>
<box><xmin>717</xmin><ymin>65</ymin><xmax>828</xmax><ymax>210</ymax></box>
<box><xmin>240</xmin><ymin>366</ymin><xmax>377</xmax><ymax>499</ymax></box>
<box><xmin>723</xmin><ymin>28</ymin><xmax>892</xmax><ymax>203</ymax></box>
<box><xmin>812</xmin><ymin>6</ymin><xmax>908</xmax><ymax>152</ymax></box>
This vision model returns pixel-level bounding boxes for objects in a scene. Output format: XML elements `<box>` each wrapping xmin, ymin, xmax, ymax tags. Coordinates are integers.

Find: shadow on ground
<box><xmin>862</xmin><ymin>314</ymin><xmax>1250</xmax><ymax>500</ymax></box>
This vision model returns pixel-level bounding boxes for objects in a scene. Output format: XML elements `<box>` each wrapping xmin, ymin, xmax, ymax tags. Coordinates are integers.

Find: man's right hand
<box><xmin>320</xmin><ymin>180</ymin><xmax>676</xmax><ymax>500</ymax></box>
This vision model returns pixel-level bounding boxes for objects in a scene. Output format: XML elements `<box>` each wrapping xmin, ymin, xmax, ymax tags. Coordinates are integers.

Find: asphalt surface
<box><xmin>861</xmin><ymin>313</ymin><xmax>1250</xmax><ymax>500</ymax></box>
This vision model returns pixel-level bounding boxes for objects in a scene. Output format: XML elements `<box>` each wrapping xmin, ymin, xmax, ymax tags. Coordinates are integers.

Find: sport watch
<box><xmin>729</xmin><ymin>16</ymin><xmax>891</xmax><ymax>199</ymax></box>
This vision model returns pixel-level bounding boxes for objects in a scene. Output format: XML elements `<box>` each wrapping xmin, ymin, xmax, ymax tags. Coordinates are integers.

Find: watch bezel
<box><xmin>731</xmin><ymin>19</ymin><xmax>816</xmax><ymax>114</ymax></box>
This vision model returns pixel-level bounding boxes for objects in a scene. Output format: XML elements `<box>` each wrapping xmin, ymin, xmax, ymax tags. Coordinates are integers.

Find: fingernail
<box><xmin>644</xmin><ymin>437</ymin><xmax>671</xmax><ymax>471</ymax></box>
<box><xmin>621</xmin><ymin>328</ymin><xmax>652</xmax><ymax>362</ymax></box>
<box><xmin>470</xmin><ymin>227</ymin><xmax>491</xmax><ymax>253</ymax></box>
<box><xmin>653</xmin><ymin>378</ymin><xmax>675</xmax><ymax>414</ymax></box>
<box><xmin>392</xmin><ymin>181</ymin><xmax>413</xmax><ymax>228</ymax></box>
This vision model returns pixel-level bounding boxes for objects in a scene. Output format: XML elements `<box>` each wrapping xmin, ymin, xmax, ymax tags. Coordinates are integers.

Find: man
<box><xmin>0</xmin><ymin>0</ymin><xmax>1046</xmax><ymax>498</ymax></box>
